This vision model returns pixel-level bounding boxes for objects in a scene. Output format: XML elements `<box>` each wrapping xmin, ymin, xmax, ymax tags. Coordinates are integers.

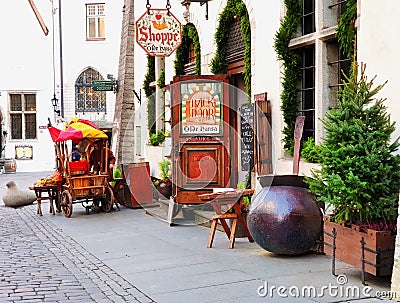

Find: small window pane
<box><xmin>88</xmin><ymin>18</ymin><xmax>96</xmax><ymax>38</ymax></box>
<box><xmin>25</xmin><ymin>94</ymin><xmax>36</xmax><ymax>111</ymax></box>
<box><xmin>302</xmin><ymin>0</ymin><xmax>315</xmax><ymax>35</ymax></box>
<box><xmin>98</xmin><ymin>17</ymin><xmax>105</xmax><ymax>37</ymax></box>
<box><xmin>304</xmin><ymin>0</ymin><xmax>314</xmax><ymax>14</ymax></box>
<box><xmin>87</xmin><ymin>5</ymin><xmax>96</xmax><ymax>16</ymax></box>
<box><xmin>25</xmin><ymin>114</ymin><xmax>37</xmax><ymax>139</ymax></box>
<box><xmin>10</xmin><ymin>94</ymin><xmax>22</xmax><ymax>111</ymax></box>
<box><xmin>303</xmin><ymin>90</ymin><xmax>314</xmax><ymax>109</ymax></box>
<box><xmin>304</xmin><ymin>69</ymin><xmax>314</xmax><ymax>88</ymax></box>
<box><xmin>301</xmin><ymin>115</ymin><xmax>315</xmax><ymax>141</ymax></box>
<box><xmin>11</xmin><ymin>114</ymin><xmax>22</xmax><ymax>139</ymax></box>
<box><xmin>97</xmin><ymin>4</ymin><xmax>104</xmax><ymax>15</ymax></box>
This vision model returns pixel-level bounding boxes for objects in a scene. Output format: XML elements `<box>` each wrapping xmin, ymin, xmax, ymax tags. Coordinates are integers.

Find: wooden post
<box><xmin>28</xmin><ymin>0</ymin><xmax>49</xmax><ymax>36</ymax></box>
<box><xmin>293</xmin><ymin>116</ymin><xmax>305</xmax><ymax>175</ymax></box>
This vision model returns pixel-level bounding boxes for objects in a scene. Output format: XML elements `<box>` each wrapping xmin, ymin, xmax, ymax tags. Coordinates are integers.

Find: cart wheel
<box><xmin>101</xmin><ymin>186</ymin><xmax>114</xmax><ymax>213</ymax></box>
<box><xmin>61</xmin><ymin>190</ymin><xmax>73</xmax><ymax>218</ymax></box>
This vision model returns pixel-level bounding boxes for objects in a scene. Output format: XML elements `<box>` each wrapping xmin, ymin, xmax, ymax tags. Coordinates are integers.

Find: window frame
<box><xmin>75</xmin><ymin>67</ymin><xmax>106</xmax><ymax>113</ymax></box>
<box><xmin>86</xmin><ymin>3</ymin><xmax>105</xmax><ymax>41</ymax></box>
<box><xmin>327</xmin><ymin>39</ymin><xmax>351</xmax><ymax>92</ymax></box>
<box><xmin>329</xmin><ymin>0</ymin><xmax>349</xmax><ymax>23</ymax></box>
<box><xmin>301</xmin><ymin>0</ymin><xmax>316</xmax><ymax>35</ymax></box>
<box><xmin>297</xmin><ymin>45</ymin><xmax>316</xmax><ymax>141</ymax></box>
<box><xmin>9</xmin><ymin>92</ymin><xmax>37</xmax><ymax>140</ymax></box>
<box><xmin>286</xmin><ymin>0</ymin><xmax>355</xmax><ymax>144</ymax></box>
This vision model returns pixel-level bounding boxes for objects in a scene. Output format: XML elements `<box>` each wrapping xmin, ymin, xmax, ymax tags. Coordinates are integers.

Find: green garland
<box><xmin>174</xmin><ymin>23</ymin><xmax>201</xmax><ymax>75</ymax></box>
<box><xmin>143</xmin><ymin>55</ymin><xmax>156</xmax><ymax>134</ymax></box>
<box><xmin>157</xmin><ymin>68</ymin><xmax>165</xmax><ymax>89</ymax></box>
<box><xmin>273</xmin><ymin>0</ymin><xmax>302</xmax><ymax>152</ymax></box>
<box><xmin>337</xmin><ymin>0</ymin><xmax>357</xmax><ymax>59</ymax></box>
<box><xmin>274</xmin><ymin>0</ymin><xmax>357</xmax><ymax>153</ymax></box>
<box><xmin>210</xmin><ymin>0</ymin><xmax>251</xmax><ymax>99</ymax></box>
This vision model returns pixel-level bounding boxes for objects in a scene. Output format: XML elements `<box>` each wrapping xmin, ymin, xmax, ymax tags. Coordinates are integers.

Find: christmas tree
<box><xmin>306</xmin><ymin>63</ymin><xmax>400</xmax><ymax>226</ymax></box>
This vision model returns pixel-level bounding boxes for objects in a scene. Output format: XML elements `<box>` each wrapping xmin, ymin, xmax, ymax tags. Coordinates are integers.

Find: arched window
<box><xmin>174</xmin><ymin>23</ymin><xmax>201</xmax><ymax>76</ymax></box>
<box><xmin>75</xmin><ymin>67</ymin><xmax>106</xmax><ymax>112</ymax></box>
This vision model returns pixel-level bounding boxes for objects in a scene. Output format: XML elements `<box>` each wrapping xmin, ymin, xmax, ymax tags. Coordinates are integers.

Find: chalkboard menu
<box><xmin>240</xmin><ymin>104</ymin><xmax>254</xmax><ymax>171</ymax></box>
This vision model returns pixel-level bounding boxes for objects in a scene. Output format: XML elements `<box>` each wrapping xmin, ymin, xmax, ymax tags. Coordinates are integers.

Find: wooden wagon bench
<box><xmin>199</xmin><ymin>189</ymin><xmax>254</xmax><ymax>249</ymax></box>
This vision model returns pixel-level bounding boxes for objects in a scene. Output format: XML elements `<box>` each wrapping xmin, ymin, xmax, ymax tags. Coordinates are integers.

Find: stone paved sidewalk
<box><xmin>0</xmin><ymin>204</ymin><xmax>154</xmax><ymax>303</ymax></box>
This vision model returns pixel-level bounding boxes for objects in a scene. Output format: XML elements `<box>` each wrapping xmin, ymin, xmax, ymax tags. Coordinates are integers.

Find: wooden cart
<box><xmin>51</xmin><ymin>123</ymin><xmax>115</xmax><ymax>218</ymax></box>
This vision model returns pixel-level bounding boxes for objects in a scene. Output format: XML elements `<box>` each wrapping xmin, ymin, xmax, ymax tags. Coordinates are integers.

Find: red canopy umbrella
<box><xmin>47</xmin><ymin>118</ymin><xmax>107</xmax><ymax>143</ymax></box>
<box><xmin>47</xmin><ymin>126</ymin><xmax>62</xmax><ymax>142</ymax></box>
<box><xmin>67</xmin><ymin>117</ymin><xmax>101</xmax><ymax>130</ymax></box>
<box><xmin>57</xmin><ymin>124</ymin><xmax>107</xmax><ymax>143</ymax></box>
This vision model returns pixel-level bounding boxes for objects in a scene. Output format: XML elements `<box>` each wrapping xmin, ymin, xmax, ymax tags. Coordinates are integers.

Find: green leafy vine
<box><xmin>157</xmin><ymin>68</ymin><xmax>165</xmax><ymax>89</ymax></box>
<box><xmin>174</xmin><ymin>23</ymin><xmax>201</xmax><ymax>75</ymax></box>
<box><xmin>274</xmin><ymin>0</ymin><xmax>357</xmax><ymax>154</ymax></box>
<box><xmin>210</xmin><ymin>0</ymin><xmax>251</xmax><ymax>99</ymax></box>
<box><xmin>143</xmin><ymin>55</ymin><xmax>156</xmax><ymax>135</ymax></box>
<box><xmin>337</xmin><ymin>0</ymin><xmax>357</xmax><ymax>59</ymax></box>
<box><xmin>273</xmin><ymin>0</ymin><xmax>302</xmax><ymax>152</ymax></box>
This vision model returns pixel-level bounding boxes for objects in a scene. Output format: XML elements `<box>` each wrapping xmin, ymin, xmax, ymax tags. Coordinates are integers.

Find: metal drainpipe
<box><xmin>58</xmin><ymin>0</ymin><xmax>64</xmax><ymax>118</ymax></box>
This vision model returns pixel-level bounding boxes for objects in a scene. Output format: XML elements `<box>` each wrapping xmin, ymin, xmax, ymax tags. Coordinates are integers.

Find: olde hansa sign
<box><xmin>136</xmin><ymin>9</ymin><xmax>182</xmax><ymax>57</ymax></box>
<box><xmin>180</xmin><ymin>82</ymin><xmax>223</xmax><ymax>136</ymax></box>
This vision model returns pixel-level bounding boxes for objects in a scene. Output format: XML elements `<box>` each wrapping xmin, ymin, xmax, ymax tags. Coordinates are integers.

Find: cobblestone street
<box><xmin>0</xmin><ymin>172</ymin><xmax>395</xmax><ymax>303</ymax></box>
<box><xmin>0</xmin><ymin>204</ymin><xmax>154</xmax><ymax>303</ymax></box>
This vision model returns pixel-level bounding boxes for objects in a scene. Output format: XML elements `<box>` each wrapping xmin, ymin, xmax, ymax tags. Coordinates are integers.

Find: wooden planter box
<box><xmin>323</xmin><ymin>216</ymin><xmax>395</xmax><ymax>277</ymax></box>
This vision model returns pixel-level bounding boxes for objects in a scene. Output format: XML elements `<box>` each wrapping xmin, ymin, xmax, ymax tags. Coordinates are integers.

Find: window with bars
<box><xmin>75</xmin><ymin>67</ymin><xmax>106</xmax><ymax>112</ymax></box>
<box><xmin>302</xmin><ymin>0</ymin><xmax>315</xmax><ymax>35</ymax></box>
<box><xmin>226</xmin><ymin>17</ymin><xmax>245</xmax><ymax>61</ymax></box>
<box><xmin>327</xmin><ymin>39</ymin><xmax>351</xmax><ymax>104</ymax></box>
<box><xmin>290</xmin><ymin>0</ymin><xmax>353</xmax><ymax>142</ymax></box>
<box><xmin>297</xmin><ymin>46</ymin><xmax>315</xmax><ymax>141</ymax></box>
<box><xmin>86</xmin><ymin>3</ymin><xmax>105</xmax><ymax>40</ymax></box>
<box><xmin>329</xmin><ymin>0</ymin><xmax>349</xmax><ymax>23</ymax></box>
<box><xmin>183</xmin><ymin>41</ymin><xmax>197</xmax><ymax>75</ymax></box>
<box><xmin>188</xmin><ymin>43</ymin><xmax>196</xmax><ymax>64</ymax></box>
<box><xmin>9</xmin><ymin>93</ymin><xmax>37</xmax><ymax>140</ymax></box>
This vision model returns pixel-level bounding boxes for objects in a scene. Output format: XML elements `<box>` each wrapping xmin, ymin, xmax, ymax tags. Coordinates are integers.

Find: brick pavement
<box><xmin>0</xmin><ymin>204</ymin><xmax>155</xmax><ymax>303</ymax></box>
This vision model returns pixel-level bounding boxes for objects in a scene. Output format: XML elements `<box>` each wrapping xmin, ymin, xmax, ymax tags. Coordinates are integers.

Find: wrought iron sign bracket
<box><xmin>181</xmin><ymin>0</ymin><xmax>211</xmax><ymax>20</ymax></box>
<box><xmin>133</xmin><ymin>89</ymin><xmax>142</xmax><ymax>104</ymax></box>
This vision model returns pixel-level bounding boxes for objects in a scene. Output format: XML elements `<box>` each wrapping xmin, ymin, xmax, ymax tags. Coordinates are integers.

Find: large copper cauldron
<box><xmin>247</xmin><ymin>175</ymin><xmax>322</xmax><ymax>255</ymax></box>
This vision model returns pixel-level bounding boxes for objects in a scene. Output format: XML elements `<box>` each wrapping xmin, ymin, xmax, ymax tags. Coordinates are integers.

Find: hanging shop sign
<box><xmin>180</xmin><ymin>82</ymin><xmax>223</xmax><ymax>136</ymax></box>
<box><xmin>136</xmin><ymin>9</ymin><xmax>182</xmax><ymax>57</ymax></box>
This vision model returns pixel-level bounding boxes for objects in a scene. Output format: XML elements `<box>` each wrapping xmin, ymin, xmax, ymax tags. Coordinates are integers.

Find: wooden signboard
<box><xmin>136</xmin><ymin>9</ymin><xmax>182</xmax><ymax>57</ymax></box>
<box><xmin>171</xmin><ymin>75</ymin><xmax>232</xmax><ymax>204</ymax></box>
<box><xmin>240</xmin><ymin>103</ymin><xmax>254</xmax><ymax>171</ymax></box>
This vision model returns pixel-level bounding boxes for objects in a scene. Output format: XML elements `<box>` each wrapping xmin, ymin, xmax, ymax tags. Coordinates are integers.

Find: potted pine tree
<box><xmin>306</xmin><ymin>63</ymin><xmax>400</xmax><ymax>277</ymax></box>
<box><xmin>154</xmin><ymin>159</ymin><xmax>172</xmax><ymax>199</ymax></box>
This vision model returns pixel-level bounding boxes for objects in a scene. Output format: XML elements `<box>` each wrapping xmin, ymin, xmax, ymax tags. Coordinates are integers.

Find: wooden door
<box><xmin>170</xmin><ymin>75</ymin><xmax>232</xmax><ymax>204</ymax></box>
<box><xmin>254</xmin><ymin>94</ymin><xmax>273</xmax><ymax>175</ymax></box>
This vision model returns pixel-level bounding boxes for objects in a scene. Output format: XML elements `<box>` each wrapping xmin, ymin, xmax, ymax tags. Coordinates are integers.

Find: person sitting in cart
<box><xmin>89</xmin><ymin>139</ymin><xmax>116</xmax><ymax>178</ymax></box>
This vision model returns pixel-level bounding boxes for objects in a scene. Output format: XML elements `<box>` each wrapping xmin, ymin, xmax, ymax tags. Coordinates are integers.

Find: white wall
<box><xmin>0</xmin><ymin>0</ymin><xmax>55</xmax><ymax>172</ymax></box>
<box><xmin>61</xmin><ymin>1</ymin><xmax>122</xmax><ymax>122</ymax></box>
<box><xmin>0</xmin><ymin>0</ymin><xmax>123</xmax><ymax>172</ymax></box>
<box><xmin>357</xmin><ymin>0</ymin><xmax>400</xmax><ymax>149</ymax></box>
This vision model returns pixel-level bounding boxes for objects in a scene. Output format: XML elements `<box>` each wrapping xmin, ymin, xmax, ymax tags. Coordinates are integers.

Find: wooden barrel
<box><xmin>1</xmin><ymin>158</ymin><xmax>17</xmax><ymax>174</ymax></box>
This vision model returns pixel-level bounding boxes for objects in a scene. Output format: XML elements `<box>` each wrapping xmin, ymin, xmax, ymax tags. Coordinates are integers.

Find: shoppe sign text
<box><xmin>136</xmin><ymin>9</ymin><xmax>182</xmax><ymax>57</ymax></box>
